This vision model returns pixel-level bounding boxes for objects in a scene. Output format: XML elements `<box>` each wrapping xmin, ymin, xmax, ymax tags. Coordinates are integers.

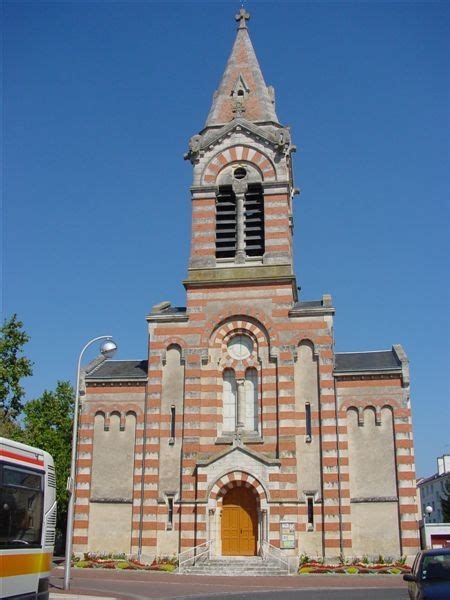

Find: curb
<box><xmin>51</xmin><ymin>595</ymin><xmax>117</xmax><ymax>599</ymax></box>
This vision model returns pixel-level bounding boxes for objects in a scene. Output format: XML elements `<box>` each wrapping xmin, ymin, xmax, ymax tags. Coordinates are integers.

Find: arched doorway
<box><xmin>221</xmin><ymin>486</ymin><xmax>257</xmax><ymax>556</ymax></box>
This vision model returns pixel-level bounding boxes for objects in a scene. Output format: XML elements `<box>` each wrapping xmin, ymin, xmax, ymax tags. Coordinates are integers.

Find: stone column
<box><xmin>235</xmin><ymin>192</ymin><xmax>246</xmax><ymax>264</ymax></box>
<box><xmin>232</xmin><ymin>176</ymin><xmax>248</xmax><ymax>265</ymax></box>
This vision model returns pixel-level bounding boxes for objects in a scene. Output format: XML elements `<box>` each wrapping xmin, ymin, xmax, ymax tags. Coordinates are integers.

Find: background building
<box><xmin>418</xmin><ymin>455</ymin><xmax>450</xmax><ymax>524</ymax></box>
<box><xmin>417</xmin><ymin>454</ymin><xmax>450</xmax><ymax>549</ymax></box>
<box><xmin>73</xmin><ymin>11</ymin><xmax>420</xmax><ymax>565</ymax></box>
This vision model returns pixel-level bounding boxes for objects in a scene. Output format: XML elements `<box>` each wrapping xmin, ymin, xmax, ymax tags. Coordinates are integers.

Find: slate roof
<box><xmin>85</xmin><ymin>352</ymin><xmax>401</xmax><ymax>380</ymax></box>
<box><xmin>86</xmin><ymin>360</ymin><xmax>148</xmax><ymax>380</ymax></box>
<box><xmin>334</xmin><ymin>350</ymin><xmax>401</xmax><ymax>373</ymax></box>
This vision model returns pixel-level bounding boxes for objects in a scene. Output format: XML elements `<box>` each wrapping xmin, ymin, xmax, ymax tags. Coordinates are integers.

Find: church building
<box><xmin>73</xmin><ymin>10</ymin><xmax>420</xmax><ymax>567</ymax></box>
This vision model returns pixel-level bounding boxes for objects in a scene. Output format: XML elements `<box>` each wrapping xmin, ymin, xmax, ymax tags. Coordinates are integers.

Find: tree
<box><xmin>0</xmin><ymin>314</ymin><xmax>33</xmax><ymax>427</ymax></box>
<box><xmin>442</xmin><ymin>478</ymin><xmax>450</xmax><ymax>523</ymax></box>
<box><xmin>23</xmin><ymin>381</ymin><xmax>74</xmax><ymax>536</ymax></box>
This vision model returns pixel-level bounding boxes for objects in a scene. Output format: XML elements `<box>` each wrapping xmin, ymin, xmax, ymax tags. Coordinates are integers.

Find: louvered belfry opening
<box><xmin>216</xmin><ymin>185</ymin><xmax>237</xmax><ymax>258</ymax></box>
<box><xmin>244</xmin><ymin>183</ymin><xmax>264</xmax><ymax>257</ymax></box>
<box><xmin>215</xmin><ymin>181</ymin><xmax>265</xmax><ymax>260</ymax></box>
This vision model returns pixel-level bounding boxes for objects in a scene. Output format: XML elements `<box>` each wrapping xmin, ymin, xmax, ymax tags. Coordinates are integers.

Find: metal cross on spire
<box><xmin>235</xmin><ymin>7</ymin><xmax>250</xmax><ymax>30</ymax></box>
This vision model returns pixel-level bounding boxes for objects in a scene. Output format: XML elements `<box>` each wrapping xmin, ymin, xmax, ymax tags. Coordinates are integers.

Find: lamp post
<box><xmin>423</xmin><ymin>505</ymin><xmax>433</xmax><ymax>549</ymax></box>
<box><xmin>64</xmin><ymin>336</ymin><xmax>117</xmax><ymax>590</ymax></box>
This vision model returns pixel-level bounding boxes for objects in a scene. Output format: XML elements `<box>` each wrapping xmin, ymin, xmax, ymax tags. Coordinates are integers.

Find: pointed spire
<box><xmin>205</xmin><ymin>10</ymin><xmax>278</xmax><ymax>127</ymax></box>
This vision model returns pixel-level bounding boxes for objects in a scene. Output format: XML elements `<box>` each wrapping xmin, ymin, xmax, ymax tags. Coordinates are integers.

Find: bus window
<box><xmin>0</xmin><ymin>464</ymin><xmax>44</xmax><ymax>548</ymax></box>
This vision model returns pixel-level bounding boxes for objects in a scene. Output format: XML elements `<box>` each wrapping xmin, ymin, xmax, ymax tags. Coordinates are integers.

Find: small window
<box><xmin>305</xmin><ymin>403</ymin><xmax>312</xmax><ymax>442</ymax></box>
<box><xmin>167</xmin><ymin>497</ymin><xmax>174</xmax><ymax>530</ymax></box>
<box><xmin>233</xmin><ymin>167</ymin><xmax>247</xmax><ymax>180</ymax></box>
<box><xmin>307</xmin><ymin>497</ymin><xmax>314</xmax><ymax>529</ymax></box>
<box><xmin>170</xmin><ymin>405</ymin><xmax>176</xmax><ymax>442</ymax></box>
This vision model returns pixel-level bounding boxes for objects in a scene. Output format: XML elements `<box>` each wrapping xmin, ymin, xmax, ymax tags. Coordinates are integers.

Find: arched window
<box><xmin>223</xmin><ymin>369</ymin><xmax>237</xmax><ymax>432</ymax></box>
<box><xmin>244</xmin><ymin>368</ymin><xmax>258</xmax><ymax>432</ymax></box>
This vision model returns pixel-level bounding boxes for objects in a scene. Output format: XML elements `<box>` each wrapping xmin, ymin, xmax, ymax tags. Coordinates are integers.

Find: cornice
<box><xmin>289</xmin><ymin>306</ymin><xmax>335</xmax><ymax>318</ymax></box>
<box><xmin>146</xmin><ymin>313</ymin><xmax>189</xmax><ymax>323</ymax></box>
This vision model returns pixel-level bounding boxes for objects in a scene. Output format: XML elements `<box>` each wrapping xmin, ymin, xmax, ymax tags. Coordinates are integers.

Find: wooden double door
<box><xmin>221</xmin><ymin>486</ymin><xmax>257</xmax><ymax>556</ymax></box>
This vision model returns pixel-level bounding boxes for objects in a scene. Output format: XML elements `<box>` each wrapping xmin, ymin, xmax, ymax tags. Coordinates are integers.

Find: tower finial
<box><xmin>235</xmin><ymin>7</ymin><xmax>250</xmax><ymax>30</ymax></box>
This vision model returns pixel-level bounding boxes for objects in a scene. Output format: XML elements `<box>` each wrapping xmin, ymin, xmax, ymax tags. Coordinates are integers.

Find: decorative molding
<box><xmin>335</xmin><ymin>373</ymin><xmax>401</xmax><ymax>380</ymax></box>
<box><xmin>90</xmin><ymin>497</ymin><xmax>133</xmax><ymax>504</ymax></box>
<box><xmin>350</xmin><ymin>496</ymin><xmax>398</xmax><ymax>503</ymax></box>
<box><xmin>86</xmin><ymin>380</ymin><xmax>147</xmax><ymax>387</ymax></box>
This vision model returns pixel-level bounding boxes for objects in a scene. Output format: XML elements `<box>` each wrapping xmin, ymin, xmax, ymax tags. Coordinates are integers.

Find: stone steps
<box><xmin>179</xmin><ymin>557</ymin><xmax>289</xmax><ymax>576</ymax></box>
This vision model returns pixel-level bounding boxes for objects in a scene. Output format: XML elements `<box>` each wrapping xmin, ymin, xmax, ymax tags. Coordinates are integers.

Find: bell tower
<box><xmin>184</xmin><ymin>8</ymin><xmax>298</xmax><ymax>301</ymax></box>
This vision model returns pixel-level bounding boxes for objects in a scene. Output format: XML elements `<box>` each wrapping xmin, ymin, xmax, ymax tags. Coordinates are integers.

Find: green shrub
<box><xmin>346</xmin><ymin>566</ymin><xmax>359</xmax><ymax>574</ymax></box>
<box><xmin>299</xmin><ymin>553</ymin><xmax>310</xmax><ymax>565</ymax></box>
<box><xmin>160</xmin><ymin>563</ymin><xmax>176</xmax><ymax>572</ymax></box>
<box><xmin>389</xmin><ymin>567</ymin><xmax>401</xmax><ymax>575</ymax></box>
<box><xmin>299</xmin><ymin>566</ymin><xmax>314</xmax><ymax>574</ymax></box>
<box><xmin>116</xmin><ymin>561</ymin><xmax>131</xmax><ymax>570</ymax></box>
<box><xmin>75</xmin><ymin>560</ymin><xmax>92</xmax><ymax>568</ymax></box>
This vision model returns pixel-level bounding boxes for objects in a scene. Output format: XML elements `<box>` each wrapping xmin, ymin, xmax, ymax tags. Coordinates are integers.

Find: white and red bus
<box><xmin>0</xmin><ymin>437</ymin><xmax>56</xmax><ymax>600</ymax></box>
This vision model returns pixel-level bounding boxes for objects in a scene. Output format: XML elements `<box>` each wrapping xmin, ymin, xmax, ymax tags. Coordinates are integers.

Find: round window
<box><xmin>233</xmin><ymin>167</ymin><xmax>247</xmax><ymax>180</ymax></box>
<box><xmin>227</xmin><ymin>335</ymin><xmax>253</xmax><ymax>360</ymax></box>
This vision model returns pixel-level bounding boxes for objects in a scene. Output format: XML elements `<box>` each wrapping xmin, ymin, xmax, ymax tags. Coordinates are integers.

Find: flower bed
<box><xmin>73</xmin><ymin>553</ymin><xmax>177</xmax><ymax>572</ymax></box>
<box><xmin>298</xmin><ymin>561</ymin><xmax>411</xmax><ymax>575</ymax></box>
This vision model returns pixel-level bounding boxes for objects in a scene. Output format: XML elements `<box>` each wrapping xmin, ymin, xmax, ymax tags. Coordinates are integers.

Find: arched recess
<box><xmin>346</xmin><ymin>403</ymin><xmax>400</xmax><ymax>558</ymax></box>
<box><xmin>294</xmin><ymin>339</ymin><xmax>320</xmax><ymax>492</ymax></box>
<box><xmin>207</xmin><ymin>471</ymin><xmax>270</xmax><ymax>556</ymax></box>
<box><xmin>91</xmin><ymin>408</ymin><xmax>136</xmax><ymax>503</ymax></box>
<box><xmin>158</xmin><ymin>343</ymin><xmax>185</xmax><ymax>493</ymax></box>
<box><xmin>88</xmin><ymin>406</ymin><xmax>137</xmax><ymax>554</ymax></box>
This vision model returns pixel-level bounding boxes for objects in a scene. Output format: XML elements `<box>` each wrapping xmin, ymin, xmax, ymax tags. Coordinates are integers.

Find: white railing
<box><xmin>260</xmin><ymin>540</ymin><xmax>291</xmax><ymax>574</ymax></box>
<box><xmin>178</xmin><ymin>539</ymin><xmax>213</xmax><ymax>574</ymax></box>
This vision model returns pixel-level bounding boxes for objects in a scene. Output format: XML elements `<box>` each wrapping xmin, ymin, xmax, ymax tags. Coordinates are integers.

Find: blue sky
<box><xmin>3</xmin><ymin>1</ymin><xmax>449</xmax><ymax>477</ymax></box>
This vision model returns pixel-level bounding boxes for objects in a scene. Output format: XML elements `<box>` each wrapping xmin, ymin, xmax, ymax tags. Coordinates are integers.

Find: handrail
<box><xmin>261</xmin><ymin>540</ymin><xmax>290</xmax><ymax>573</ymax></box>
<box><xmin>178</xmin><ymin>540</ymin><xmax>213</xmax><ymax>573</ymax></box>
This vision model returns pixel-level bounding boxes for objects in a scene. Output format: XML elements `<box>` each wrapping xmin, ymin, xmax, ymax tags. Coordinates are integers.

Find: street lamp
<box><xmin>425</xmin><ymin>505</ymin><xmax>433</xmax><ymax>523</ymax></box>
<box><xmin>64</xmin><ymin>336</ymin><xmax>117</xmax><ymax>590</ymax></box>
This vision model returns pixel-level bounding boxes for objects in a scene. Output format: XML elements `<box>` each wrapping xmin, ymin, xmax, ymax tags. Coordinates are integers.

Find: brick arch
<box><xmin>209</xmin><ymin>470</ymin><xmax>268</xmax><ymax>507</ymax></box>
<box><xmin>295</xmin><ymin>338</ymin><xmax>319</xmax><ymax>359</ymax></box>
<box><xmin>201</xmin><ymin>308</ymin><xmax>278</xmax><ymax>348</ymax></box>
<box><xmin>202</xmin><ymin>145</ymin><xmax>276</xmax><ymax>185</ymax></box>
<box><xmin>89</xmin><ymin>404</ymin><xmax>143</xmax><ymax>418</ymax></box>
<box><xmin>343</xmin><ymin>401</ymin><xmax>398</xmax><ymax>427</ymax></box>
<box><xmin>161</xmin><ymin>336</ymin><xmax>187</xmax><ymax>350</ymax></box>
<box><xmin>340</xmin><ymin>398</ymin><xmax>400</xmax><ymax>412</ymax></box>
